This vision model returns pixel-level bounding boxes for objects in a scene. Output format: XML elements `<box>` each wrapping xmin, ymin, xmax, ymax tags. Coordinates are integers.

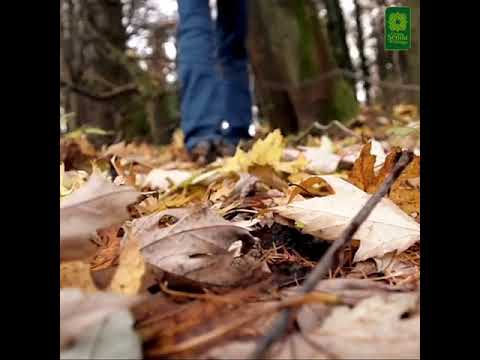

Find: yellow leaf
<box><xmin>223</xmin><ymin>129</ymin><xmax>306</xmax><ymax>174</ymax></box>
<box><xmin>248</xmin><ymin>129</ymin><xmax>283</xmax><ymax>166</ymax></box>
<box><xmin>109</xmin><ymin>234</ymin><xmax>146</xmax><ymax>295</ymax></box>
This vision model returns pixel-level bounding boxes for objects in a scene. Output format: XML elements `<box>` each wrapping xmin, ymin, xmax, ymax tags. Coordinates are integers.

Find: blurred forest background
<box><xmin>59</xmin><ymin>0</ymin><xmax>419</xmax><ymax>145</ymax></box>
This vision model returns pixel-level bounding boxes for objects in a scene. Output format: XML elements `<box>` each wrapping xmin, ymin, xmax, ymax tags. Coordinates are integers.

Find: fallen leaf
<box><xmin>60</xmin><ymin>163</ymin><xmax>88</xmax><ymax>197</ymax></box>
<box><xmin>249</xmin><ymin>165</ymin><xmax>288</xmax><ymax>191</ymax></box>
<box><xmin>142</xmin><ymin>168</ymin><xmax>192</xmax><ymax>191</ymax></box>
<box><xmin>348</xmin><ymin>140</ymin><xmax>390</xmax><ymax>191</ymax></box>
<box><xmin>60</xmin><ymin>171</ymin><xmax>140</xmax><ymax>261</ymax></box>
<box><xmin>201</xmin><ymin>292</ymin><xmax>419</xmax><ymax>359</ymax></box>
<box><xmin>223</xmin><ymin>130</ymin><xmax>307</xmax><ymax>174</ymax></box>
<box><xmin>348</xmin><ymin>142</ymin><xmax>419</xmax><ymax>216</ymax></box>
<box><xmin>389</xmin><ymin>156</ymin><xmax>420</xmax><ymax>217</ymax></box>
<box><xmin>108</xmin><ymin>234</ymin><xmax>146</xmax><ymax>295</ymax></box>
<box><xmin>393</xmin><ymin>104</ymin><xmax>418</xmax><ymax>121</ymax></box>
<box><xmin>299</xmin><ymin>147</ymin><xmax>341</xmax><ymax>174</ymax></box>
<box><xmin>60</xmin><ymin>309</ymin><xmax>142</xmax><ymax>359</ymax></box>
<box><xmin>287</xmin><ymin>176</ymin><xmax>335</xmax><ymax>203</ymax></box>
<box><xmin>279</xmin><ymin>278</ymin><xmax>400</xmax><ymax>333</ymax></box>
<box><xmin>60</xmin><ymin>261</ymin><xmax>97</xmax><ymax>292</ymax></box>
<box><xmin>348</xmin><ymin>141</ymin><xmax>376</xmax><ymax>191</ymax></box>
<box><xmin>299</xmin><ymin>292</ymin><xmax>420</xmax><ymax>359</ymax></box>
<box><xmin>275</xmin><ymin>175</ymin><xmax>420</xmax><ymax>262</ymax></box>
<box><xmin>132</xmin><ymin>207</ymin><xmax>265</xmax><ymax>286</ymax></box>
<box><xmin>60</xmin><ymin>289</ymin><xmax>140</xmax><ymax>349</ymax></box>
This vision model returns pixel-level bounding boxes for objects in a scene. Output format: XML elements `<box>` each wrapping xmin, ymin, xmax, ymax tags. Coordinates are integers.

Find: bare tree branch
<box><xmin>60</xmin><ymin>79</ymin><xmax>138</xmax><ymax>101</ymax></box>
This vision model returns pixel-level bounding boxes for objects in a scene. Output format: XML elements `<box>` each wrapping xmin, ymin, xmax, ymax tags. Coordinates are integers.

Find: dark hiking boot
<box><xmin>189</xmin><ymin>140</ymin><xmax>217</xmax><ymax>165</ymax></box>
<box><xmin>213</xmin><ymin>139</ymin><xmax>236</xmax><ymax>158</ymax></box>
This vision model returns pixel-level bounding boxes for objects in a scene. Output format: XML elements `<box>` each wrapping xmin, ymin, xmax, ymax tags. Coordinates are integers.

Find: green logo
<box><xmin>385</xmin><ymin>7</ymin><xmax>411</xmax><ymax>50</ymax></box>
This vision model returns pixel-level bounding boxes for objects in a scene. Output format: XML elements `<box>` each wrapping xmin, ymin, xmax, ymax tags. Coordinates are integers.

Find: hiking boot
<box><xmin>213</xmin><ymin>139</ymin><xmax>236</xmax><ymax>158</ymax></box>
<box><xmin>189</xmin><ymin>140</ymin><xmax>217</xmax><ymax>165</ymax></box>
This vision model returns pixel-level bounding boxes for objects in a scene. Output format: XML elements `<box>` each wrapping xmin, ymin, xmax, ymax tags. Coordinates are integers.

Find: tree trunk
<box><xmin>248</xmin><ymin>0</ymin><xmax>358</xmax><ymax>133</ymax></box>
<box><xmin>353</xmin><ymin>0</ymin><xmax>370</xmax><ymax>104</ymax></box>
<box><xmin>324</xmin><ymin>0</ymin><xmax>354</xmax><ymax>75</ymax></box>
<box><xmin>60</xmin><ymin>0</ymin><xmax>136</xmax><ymax>132</ymax></box>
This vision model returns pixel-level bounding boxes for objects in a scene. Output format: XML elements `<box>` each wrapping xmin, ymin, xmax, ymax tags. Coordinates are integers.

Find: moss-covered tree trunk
<box><xmin>248</xmin><ymin>0</ymin><xmax>358</xmax><ymax>133</ymax></box>
<box><xmin>324</xmin><ymin>0</ymin><xmax>354</xmax><ymax>76</ymax></box>
<box><xmin>60</xmin><ymin>0</ymin><xmax>139</xmax><ymax>133</ymax></box>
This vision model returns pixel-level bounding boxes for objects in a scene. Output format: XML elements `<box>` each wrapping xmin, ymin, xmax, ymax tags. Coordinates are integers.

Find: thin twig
<box><xmin>60</xmin><ymin>79</ymin><xmax>138</xmax><ymax>101</ymax></box>
<box><xmin>292</xmin><ymin>120</ymin><xmax>361</xmax><ymax>143</ymax></box>
<box><xmin>249</xmin><ymin>150</ymin><xmax>414</xmax><ymax>359</ymax></box>
<box><xmin>260</xmin><ymin>68</ymin><xmax>420</xmax><ymax>92</ymax></box>
<box><xmin>147</xmin><ymin>292</ymin><xmax>340</xmax><ymax>357</ymax></box>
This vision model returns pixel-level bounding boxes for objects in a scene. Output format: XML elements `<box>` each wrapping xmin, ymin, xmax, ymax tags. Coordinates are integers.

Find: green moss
<box><xmin>326</xmin><ymin>78</ymin><xmax>358</xmax><ymax>123</ymax></box>
<box><xmin>294</xmin><ymin>0</ymin><xmax>318</xmax><ymax>80</ymax></box>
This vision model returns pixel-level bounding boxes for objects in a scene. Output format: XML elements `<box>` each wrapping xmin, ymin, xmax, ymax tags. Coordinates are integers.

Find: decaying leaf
<box><xmin>286</xmin><ymin>278</ymin><xmax>402</xmax><ymax>332</ymax></box>
<box><xmin>287</xmin><ymin>176</ymin><xmax>335</xmax><ymax>203</ymax></box>
<box><xmin>132</xmin><ymin>207</ymin><xmax>265</xmax><ymax>286</ymax></box>
<box><xmin>275</xmin><ymin>175</ymin><xmax>420</xmax><ymax>262</ymax></box>
<box><xmin>389</xmin><ymin>156</ymin><xmax>420</xmax><ymax>217</ymax></box>
<box><xmin>249</xmin><ymin>165</ymin><xmax>288</xmax><ymax>192</ymax></box>
<box><xmin>61</xmin><ymin>163</ymin><xmax>89</xmax><ymax>197</ymax></box>
<box><xmin>60</xmin><ymin>289</ymin><xmax>140</xmax><ymax>350</ymax></box>
<box><xmin>202</xmin><ymin>291</ymin><xmax>418</xmax><ymax>360</ymax></box>
<box><xmin>349</xmin><ymin>142</ymin><xmax>420</xmax><ymax>217</ymax></box>
<box><xmin>60</xmin><ymin>309</ymin><xmax>142</xmax><ymax>359</ymax></box>
<box><xmin>299</xmin><ymin>292</ymin><xmax>420</xmax><ymax>359</ymax></box>
<box><xmin>108</xmin><ymin>234</ymin><xmax>146</xmax><ymax>295</ymax></box>
<box><xmin>60</xmin><ymin>171</ymin><xmax>140</xmax><ymax>261</ymax></box>
<box><xmin>349</xmin><ymin>140</ymin><xmax>390</xmax><ymax>191</ymax></box>
<box><xmin>393</xmin><ymin>104</ymin><xmax>418</xmax><ymax>121</ymax></box>
<box><xmin>60</xmin><ymin>261</ymin><xmax>97</xmax><ymax>292</ymax></box>
<box><xmin>299</xmin><ymin>146</ymin><xmax>342</xmax><ymax>174</ymax></box>
<box><xmin>142</xmin><ymin>168</ymin><xmax>192</xmax><ymax>191</ymax></box>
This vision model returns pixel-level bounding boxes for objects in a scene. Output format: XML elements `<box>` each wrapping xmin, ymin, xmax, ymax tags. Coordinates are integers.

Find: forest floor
<box><xmin>60</xmin><ymin>104</ymin><xmax>420</xmax><ymax>359</ymax></box>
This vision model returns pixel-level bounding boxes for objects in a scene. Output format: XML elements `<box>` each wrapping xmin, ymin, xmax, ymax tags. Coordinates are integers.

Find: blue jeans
<box><xmin>177</xmin><ymin>0</ymin><xmax>252</xmax><ymax>151</ymax></box>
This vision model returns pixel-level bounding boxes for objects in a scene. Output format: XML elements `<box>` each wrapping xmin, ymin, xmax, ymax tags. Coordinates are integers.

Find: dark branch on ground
<box><xmin>249</xmin><ymin>150</ymin><xmax>414</xmax><ymax>359</ymax></box>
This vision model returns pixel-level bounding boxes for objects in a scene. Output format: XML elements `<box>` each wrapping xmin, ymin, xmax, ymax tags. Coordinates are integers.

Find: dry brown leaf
<box><xmin>204</xmin><ymin>291</ymin><xmax>419</xmax><ymax>360</ymax></box>
<box><xmin>301</xmin><ymin>292</ymin><xmax>420</xmax><ymax>359</ymax></box>
<box><xmin>132</xmin><ymin>207</ymin><xmax>265</xmax><ymax>286</ymax></box>
<box><xmin>287</xmin><ymin>176</ymin><xmax>335</xmax><ymax>203</ymax></box>
<box><xmin>349</xmin><ymin>141</ymin><xmax>376</xmax><ymax>191</ymax></box>
<box><xmin>389</xmin><ymin>156</ymin><xmax>420</xmax><ymax>217</ymax></box>
<box><xmin>281</xmin><ymin>278</ymin><xmax>399</xmax><ymax>333</ymax></box>
<box><xmin>249</xmin><ymin>165</ymin><xmax>288</xmax><ymax>192</ymax></box>
<box><xmin>90</xmin><ymin>225</ymin><xmax>122</xmax><ymax>271</ymax></box>
<box><xmin>348</xmin><ymin>143</ymin><xmax>419</xmax><ymax>217</ymax></box>
<box><xmin>60</xmin><ymin>261</ymin><xmax>97</xmax><ymax>292</ymax></box>
<box><xmin>60</xmin><ymin>171</ymin><xmax>140</xmax><ymax>261</ymax></box>
<box><xmin>275</xmin><ymin>175</ymin><xmax>420</xmax><ymax>262</ymax></box>
<box><xmin>108</xmin><ymin>234</ymin><xmax>146</xmax><ymax>295</ymax></box>
<box><xmin>60</xmin><ymin>288</ymin><xmax>140</xmax><ymax>349</ymax></box>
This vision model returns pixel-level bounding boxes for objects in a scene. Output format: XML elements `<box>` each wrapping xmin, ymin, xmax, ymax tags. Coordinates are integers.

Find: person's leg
<box><xmin>216</xmin><ymin>0</ymin><xmax>253</xmax><ymax>146</ymax></box>
<box><xmin>177</xmin><ymin>0</ymin><xmax>223</xmax><ymax>151</ymax></box>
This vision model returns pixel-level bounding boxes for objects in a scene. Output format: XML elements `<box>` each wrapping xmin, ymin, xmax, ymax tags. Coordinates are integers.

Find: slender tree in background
<box><xmin>353</xmin><ymin>0</ymin><xmax>371</xmax><ymax>104</ymax></box>
<box><xmin>403</xmin><ymin>0</ymin><xmax>419</xmax><ymax>106</ymax></box>
<box><xmin>248</xmin><ymin>0</ymin><xmax>358</xmax><ymax>133</ymax></box>
<box><xmin>323</xmin><ymin>0</ymin><xmax>355</xmax><ymax>77</ymax></box>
